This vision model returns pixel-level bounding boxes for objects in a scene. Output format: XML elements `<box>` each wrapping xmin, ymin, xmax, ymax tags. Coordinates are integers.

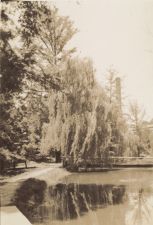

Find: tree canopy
<box><xmin>0</xmin><ymin>1</ymin><xmax>152</xmax><ymax>171</ymax></box>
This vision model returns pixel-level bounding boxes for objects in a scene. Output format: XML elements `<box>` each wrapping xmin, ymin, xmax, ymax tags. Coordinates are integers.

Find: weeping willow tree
<box><xmin>40</xmin><ymin>57</ymin><xmax>126</xmax><ymax>167</ymax></box>
<box><xmin>1</xmin><ymin>0</ymin><xmax>128</xmax><ymax>168</ymax></box>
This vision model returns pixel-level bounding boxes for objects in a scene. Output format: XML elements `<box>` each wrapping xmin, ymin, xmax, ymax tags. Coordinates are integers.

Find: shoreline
<box><xmin>0</xmin><ymin>164</ymin><xmax>71</xmax><ymax>207</ymax></box>
<box><xmin>0</xmin><ymin>163</ymin><xmax>70</xmax><ymax>184</ymax></box>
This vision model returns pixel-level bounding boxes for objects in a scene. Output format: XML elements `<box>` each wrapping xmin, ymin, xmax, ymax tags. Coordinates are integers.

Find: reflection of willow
<box><xmin>12</xmin><ymin>181</ymin><xmax>126</xmax><ymax>223</ymax></box>
<box><xmin>47</xmin><ymin>183</ymin><xmax>126</xmax><ymax>221</ymax></box>
<box><xmin>131</xmin><ymin>188</ymin><xmax>152</xmax><ymax>225</ymax></box>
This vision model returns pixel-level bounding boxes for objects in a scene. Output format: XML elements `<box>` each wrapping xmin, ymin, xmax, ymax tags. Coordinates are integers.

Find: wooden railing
<box><xmin>62</xmin><ymin>156</ymin><xmax>153</xmax><ymax>171</ymax></box>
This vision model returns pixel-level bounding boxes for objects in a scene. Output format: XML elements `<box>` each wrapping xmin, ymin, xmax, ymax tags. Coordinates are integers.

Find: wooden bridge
<box><xmin>63</xmin><ymin>156</ymin><xmax>153</xmax><ymax>171</ymax></box>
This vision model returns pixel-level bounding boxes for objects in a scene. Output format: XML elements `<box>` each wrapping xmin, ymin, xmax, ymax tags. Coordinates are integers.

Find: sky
<box><xmin>52</xmin><ymin>0</ymin><xmax>153</xmax><ymax>119</ymax></box>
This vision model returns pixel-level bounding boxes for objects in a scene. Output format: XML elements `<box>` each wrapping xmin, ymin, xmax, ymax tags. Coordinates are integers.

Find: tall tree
<box><xmin>19</xmin><ymin>1</ymin><xmax>77</xmax><ymax>92</ymax></box>
<box><xmin>0</xmin><ymin>5</ymin><xmax>25</xmax><ymax>93</ymax></box>
<box><xmin>128</xmin><ymin>101</ymin><xmax>149</xmax><ymax>156</ymax></box>
<box><xmin>105</xmin><ymin>68</ymin><xmax>117</xmax><ymax>104</ymax></box>
<box><xmin>129</xmin><ymin>101</ymin><xmax>145</xmax><ymax>137</ymax></box>
<box><xmin>0</xmin><ymin>3</ymin><xmax>26</xmax><ymax>154</ymax></box>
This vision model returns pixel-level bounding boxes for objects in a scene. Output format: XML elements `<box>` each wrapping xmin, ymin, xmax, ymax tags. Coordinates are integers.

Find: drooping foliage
<box><xmin>40</xmin><ymin>58</ymin><xmax>127</xmax><ymax>166</ymax></box>
<box><xmin>0</xmin><ymin>1</ymin><xmax>77</xmax><ymax>163</ymax></box>
<box><xmin>1</xmin><ymin>1</ymin><xmax>151</xmax><ymax>172</ymax></box>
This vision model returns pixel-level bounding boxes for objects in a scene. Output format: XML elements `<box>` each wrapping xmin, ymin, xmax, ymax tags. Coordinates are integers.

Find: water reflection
<box><xmin>12</xmin><ymin>178</ymin><xmax>47</xmax><ymax>222</ymax></box>
<box><xmin>12</xmin><ymin>180</ymin><xmax>126</xmax><ymax>224</ymax></box>
<box><xmin>126</xmin><ymin>188</ymin><xmax>153</xmax><ymax>225</ymax></box>
<box><xmin>47</xmin><ymin>183</ymin><xmax>126</xmax><ymax>220</ymax></box>
<box><xmin>10</xmin><ymin>171</ymin><xmax>153</xmax><ymax>225</ymax></box>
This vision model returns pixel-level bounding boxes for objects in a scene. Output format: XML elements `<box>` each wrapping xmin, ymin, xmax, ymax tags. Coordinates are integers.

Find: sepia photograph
<box><xmin>0</xmin><ymin>0</ymin><xmax>153</xmax><ymax>225</ymax></box>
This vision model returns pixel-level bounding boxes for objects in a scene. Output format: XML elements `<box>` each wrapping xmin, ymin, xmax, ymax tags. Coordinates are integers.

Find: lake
<box><xmin>2</xmin><ymin>168</ymin><xmax>153</xmax><ymax>225</ymax></box>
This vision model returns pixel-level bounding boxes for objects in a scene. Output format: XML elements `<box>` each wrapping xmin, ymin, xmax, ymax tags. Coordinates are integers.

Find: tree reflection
<box><xmin>126</xmin><ymin>188</ymin><xmax>153</xmax><ymax>225</ymax></box>
<box><xmin>12</xmin><ymin>181</ymin><xmax>126</xmax><ymax>223</ymax></box>
<box><xmin>47</xmin><ymin>183</ymin><xmax>126</xmax><ymax>220</ymax></box>
<box><xmin>11</xmin><ymin>178</ymin><xmax>47</xmax><ymax>222</ymax></box>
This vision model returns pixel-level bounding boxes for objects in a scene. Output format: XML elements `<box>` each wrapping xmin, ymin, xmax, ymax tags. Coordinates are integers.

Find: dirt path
<box><xmin>2</xmin><ymin>163</ymin><xmax>67</xmax><ymax>183</ymax></box>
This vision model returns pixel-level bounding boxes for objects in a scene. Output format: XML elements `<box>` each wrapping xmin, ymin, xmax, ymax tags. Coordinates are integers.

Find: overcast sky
<box><xmin>52</xmin><ymin>0</ymin><xmax>153</xmax><ymax>119</ymax></box>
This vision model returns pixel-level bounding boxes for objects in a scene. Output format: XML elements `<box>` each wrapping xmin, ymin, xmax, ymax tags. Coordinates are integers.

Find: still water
<box><xmin>9</xmin><ymin>168</ymin><xmax>153</xmax><ymax>225</ymax></box>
